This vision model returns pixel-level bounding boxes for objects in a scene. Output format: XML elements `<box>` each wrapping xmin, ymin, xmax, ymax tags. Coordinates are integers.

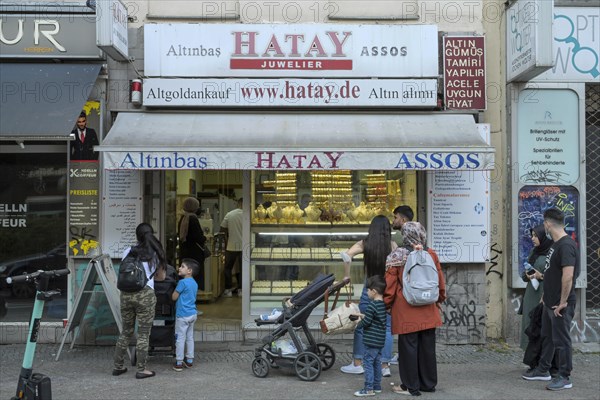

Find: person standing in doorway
<box><xmin>220</xmin><ymin>198</ymin><xmax>244</xmax><ymax>297</ymax></box>
<box><xmin>178</xmin><ymin>197</ymin><xmax>207</xmax><ymax>291</ymax></box>
<box><xmin>522</xmin><ymin>208</ymin><xmax>579</xmax><ymax>391</ymax></box>
<box><xmin>70</xmin><ymin>112</ymin><xmax>99</xmax><ymax>161</ymax></box>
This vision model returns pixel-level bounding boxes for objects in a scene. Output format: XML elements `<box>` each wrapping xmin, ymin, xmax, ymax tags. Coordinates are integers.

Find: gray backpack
<box><xmin>402</xmin><ymin>249</ymin><xmax>439</xmax><ymax>306</ymax></box>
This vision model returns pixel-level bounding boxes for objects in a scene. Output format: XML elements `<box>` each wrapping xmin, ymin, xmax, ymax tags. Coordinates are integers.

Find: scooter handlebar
<box><xmin>6</xmin><ymin>268</ymin><xmax>70</xmax><ymax>284</ymax></box>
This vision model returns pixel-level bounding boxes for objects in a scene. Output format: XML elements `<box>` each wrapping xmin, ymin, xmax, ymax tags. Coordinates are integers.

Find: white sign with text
<box><xmin>427</xmin><ymin>124</ymin><xmax>491</xmax><ymax>263</ymax></box>
<box><xmin>144</xmin><ymin>24</ymin><xmax>438</xmax><ymax>78</ymax></box>
<box><xmin>143</xmin><ymin>78</ymin><xmax>437</xmax><ymax>107</ymax></box>
<box><xmin>506</xmin><ymin>0</ymin><xmax>554</xmax><ymax>82</ymax></box>
<box><xmin>102</xmin><ymin>169</ymin><xmax>142</xmax><ymax>259</ymax></box>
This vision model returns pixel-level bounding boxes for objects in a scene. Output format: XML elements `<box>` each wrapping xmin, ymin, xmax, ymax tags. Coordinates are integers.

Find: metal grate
<box><xmin>585</xmin><ymin>84</ymin><xmax>600</xmax><ymax>311</ymax></box>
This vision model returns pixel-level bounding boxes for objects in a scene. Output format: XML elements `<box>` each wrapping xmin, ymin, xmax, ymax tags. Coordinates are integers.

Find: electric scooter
<box><xmin>6</xmin><ymin>268</ymin><xmax>70</xmax><ymax>400</ymax></box>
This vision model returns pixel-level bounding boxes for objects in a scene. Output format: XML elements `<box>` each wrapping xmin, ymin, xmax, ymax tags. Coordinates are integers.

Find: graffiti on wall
<box><xmin>438</xmin><ymin>266</ymin><xmax>486</xmax><ymax>343</ymax></box>
<box><xmin>517</xmin><ymin>185</ymin><xmax>580</xmax><ymax>276</ymax></box>
<box><xmin>486</xmin><ymin>242</ymin><xmax>503</xmax><ymax>277</ymax></box>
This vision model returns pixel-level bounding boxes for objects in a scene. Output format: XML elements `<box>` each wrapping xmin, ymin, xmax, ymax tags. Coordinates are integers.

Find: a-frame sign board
<box><xmin>56</xmin><ymin>254</ymin><xmax>130</xmax><ymax>361</ymax></box>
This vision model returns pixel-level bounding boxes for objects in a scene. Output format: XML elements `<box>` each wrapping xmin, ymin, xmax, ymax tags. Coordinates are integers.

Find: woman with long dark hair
<box><xmin>340</xmin><ymin>215</ymin><xmax>396</xmax><ymax>379</ymax></box>
<box><xmin>113</xmin><ymin>222</ymin><xmax>166</xmax><ymax>379</ymax></box>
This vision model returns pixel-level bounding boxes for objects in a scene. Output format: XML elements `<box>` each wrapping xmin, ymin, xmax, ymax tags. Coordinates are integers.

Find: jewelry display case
<box><xmin>249</xmin><ymin>170</ymin><xmax>418</xmax><ymax>316</ymax></box>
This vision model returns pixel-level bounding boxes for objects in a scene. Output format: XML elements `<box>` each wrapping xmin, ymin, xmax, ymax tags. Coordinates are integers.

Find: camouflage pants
<box><xmin>113</xmin><ymin>286</ymin><xmax>156</xmax><ymax>372</ymax></box>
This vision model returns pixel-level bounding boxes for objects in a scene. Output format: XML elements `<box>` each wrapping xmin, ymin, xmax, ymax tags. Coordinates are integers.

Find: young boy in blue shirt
<box><xmin>172</xmin><ymin>258</ymin><xmax>199</xmax><ymax>371</ymax></box>
<box><xmin>354</xmin><ymin>275</ymin><xmax>387</xmax><ymax>397</ymax></box>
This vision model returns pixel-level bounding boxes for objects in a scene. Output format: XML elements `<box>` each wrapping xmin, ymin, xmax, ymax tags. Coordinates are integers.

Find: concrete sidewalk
<box><xmin>1</xmin><ymin>341</ymin><xmax>598</xmax><ymax>400</ymax></box>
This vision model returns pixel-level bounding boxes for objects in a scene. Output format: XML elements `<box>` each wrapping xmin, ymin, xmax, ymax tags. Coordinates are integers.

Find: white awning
<box><xmin>97</xmin><ymin>112</ymin><xmax>495</xmax><ymax>171</ymax></box>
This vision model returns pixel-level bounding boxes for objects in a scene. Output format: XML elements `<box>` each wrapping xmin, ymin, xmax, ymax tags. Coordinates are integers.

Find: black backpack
<box><xmin>117</xmin><ymin>252</ymin><xmax>156</xmax><ymax>293</ymax></box>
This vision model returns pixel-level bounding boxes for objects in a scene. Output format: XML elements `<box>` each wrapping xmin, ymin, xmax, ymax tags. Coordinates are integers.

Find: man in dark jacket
<box><xmin>70</xmin><ymin>112</ymin><xmax>99</xmax><ymax>161</ymax></box>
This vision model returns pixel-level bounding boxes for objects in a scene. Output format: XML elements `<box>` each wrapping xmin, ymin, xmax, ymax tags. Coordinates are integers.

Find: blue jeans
<box><xmin>363</xmin><ymin>346</ymin><xmax>383</xmax><ymax>391</ymax></box>
<box><xmin>353</xmin><ymin>284</ymin><xmax>393</xmax><ymax>363</ymax></box>
<box><xmin>175</xmin><ymin>314</ymin><xmax>197</xmax><ymax>361</ymax></box>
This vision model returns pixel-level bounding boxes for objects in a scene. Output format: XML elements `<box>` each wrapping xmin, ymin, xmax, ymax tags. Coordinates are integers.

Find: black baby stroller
<box><xmin>130</xmin><ymin>265</ymin><xmax>178</xmax><ymax>365</ymax></box>
<box><xmin>252</xmin><ymin>273</ymin><xmax>350</xmax><ymax>381</ymax></box>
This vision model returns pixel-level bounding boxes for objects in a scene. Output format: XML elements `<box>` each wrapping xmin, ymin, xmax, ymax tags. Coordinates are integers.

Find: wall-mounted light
<box><xmin>131</xmin><ymin>79</ymin><xmax>142</xmax><ymax>106</ymax></box>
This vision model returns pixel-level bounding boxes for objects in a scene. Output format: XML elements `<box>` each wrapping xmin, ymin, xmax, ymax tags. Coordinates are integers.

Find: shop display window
<box><xmin>0</xmin><ymin>153</ymin><xmax>68</xmax><ymax>322</ymax></box>
<box><xmin>249</xmin><ymin>170</ymin><xmax>417</xmax><ymax>316</ymax></box>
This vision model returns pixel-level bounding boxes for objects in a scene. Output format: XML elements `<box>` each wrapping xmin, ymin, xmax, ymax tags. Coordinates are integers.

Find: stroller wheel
<box><xmin>316</xmin><ymin>343</ymin><xmax>336</xmax><ymax>370</ymax></box>
<box><xmin>294</xmin><ymin>352</ymin><xmax>322</xmax><ymax>381</ymax></box>
<box><xmin>252</xmin><ymin>357</ymin><xmax>270</xmax><ymax>378</ymax></box>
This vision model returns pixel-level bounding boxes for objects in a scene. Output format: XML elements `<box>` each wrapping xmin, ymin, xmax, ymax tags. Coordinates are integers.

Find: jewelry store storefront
<box><xmin>97</xmin><ymin>23</ymin><xmax>495</xmax><ymax>340</ymax></box>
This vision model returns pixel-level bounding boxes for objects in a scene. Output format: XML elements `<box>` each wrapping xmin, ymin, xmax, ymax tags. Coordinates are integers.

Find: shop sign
<box><xmin>443</xmin><ymin>36</ymin><xmax>486</xmax><ymax>110</ymax></box>
<box><xmin>103</xmin><ymin>150</ymin><xmax>494</xmax><ymax>171</ymax></box>
<box><xmin>102</xmin><ymin>169</ymin><xmax>142</xmax><ymax>259</ymax></box>
<box><xmin>68</xmin><ymin>161</ymin><xmax>100</xmax><ymax>258</ymax></box>
<box><xmin>534</xmin><ymin>7</ymin><xmax>600</xmax><ymax>82</ymax></box>
<box><xmin>506</xmin><ymin>0</ymin><xmax>554</xmax><ymax>82</ymax></box>
<box><xmin>144</xmin><ymin>24</ymin><xmax>438</xmax><ymax>78</ymax></box>
<box><xmin>0</xmin><ymin>203</ymin><xmax>27</xmax><ymax>228</ymax></box>
<box><xmin>96</xmin><ymin>0</ymin><xmax>128</xmax><ymax>61</ymax></box>
<box><xmin>143</xmin><ymin>78</ymin><xmax>437</xmax><ymax>107</ymax></box>
<box><xmin>427</xmin><ymin>124</ymin><xmax>491</xmax><ymax>263</ymax></box>
<box><xmin>0</xmin><ymin>14</ymin><xmax>102</xmax><ymax>59</ymax></box>
<box><xmin>517</xmin><ymin>89</ymin><xmax>579</xmax><ymax>185</ymax></box>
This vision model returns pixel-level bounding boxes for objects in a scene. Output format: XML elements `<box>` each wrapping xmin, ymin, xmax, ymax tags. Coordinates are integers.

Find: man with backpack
<box><xmin>383</xmin><ymin>222</ymin><xmax>446</xmax><ymax>396</ymax></box>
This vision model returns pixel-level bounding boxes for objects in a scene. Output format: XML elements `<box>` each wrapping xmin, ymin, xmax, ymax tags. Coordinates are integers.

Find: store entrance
<box><xmin>162</xmin><ymin>170</ymin><xmax>243</xmax><ymax>337</ymax></box>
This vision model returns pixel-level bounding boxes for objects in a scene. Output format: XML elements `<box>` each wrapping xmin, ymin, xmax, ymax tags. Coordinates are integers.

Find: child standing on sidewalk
<box><xmin>172</xmin><ymin>258</ymin><xmax>199</xmax><ymax>371</ymax></box>
<box><xmin>354</xmin><ymin>275</ymin><xmax>387</xmax><ymax>397</ymax></box>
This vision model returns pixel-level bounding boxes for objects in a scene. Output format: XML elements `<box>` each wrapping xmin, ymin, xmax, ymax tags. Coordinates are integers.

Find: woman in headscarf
<box><xmin>384</xmin><ymin>221</ymin><xmax>446</xmax><ymax>396</ymax></box>
<box><xmin>520</xmin><ymin>224</ymin><xmax>553</xmax><ymax>350</ymax></box>
<box><xmin>178</xmin><ymin>197</ymin><xmax>207</xmax><ymax>290</ymax></box>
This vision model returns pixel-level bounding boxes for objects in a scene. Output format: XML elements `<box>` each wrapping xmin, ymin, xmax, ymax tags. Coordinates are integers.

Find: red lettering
<box><xmin>255</xmin><ymin>152</ymin><xmax>274</xmax><ymax>168</ymax></box>
<box><xmin>232</xmin><ymin>31</ymin><xmax>258</xmax><ymax>56</ymax></box>
<box><xmin>324</xmin><ymin>152</ymin><xmax>343</xmax><ymax>168</ymax></box>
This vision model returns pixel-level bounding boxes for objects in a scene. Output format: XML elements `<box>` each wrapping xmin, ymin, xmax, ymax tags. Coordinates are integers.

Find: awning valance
<box><xmin>97</xmin><ymin>112</ymin><xmax>495</xmax><ymax>171</ymax></box>
<box><xmin>0</xmin><ymin>63</ymin><xmax>101</xmax><ymax>140</ymax></box>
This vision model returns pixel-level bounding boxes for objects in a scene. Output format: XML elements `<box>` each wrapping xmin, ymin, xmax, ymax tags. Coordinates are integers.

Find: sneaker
<box><xmin>354</xmin><ymin>389</ymin><xmax>375</xmax><ymax>397</ymax></box>
<box><xmin>173</xmin><ymin>362</ymin><xmax>183</xmax><ymax>372</ymax></box>
<box><xmin>341</xmin><ymin>363</ymin><xmax>364</xmax><ymax>374</ymax></box>
<box><xmin>382</xmin><ymin>367</ymin><xmax>391</xmax><ymax>377</ymax></box>
<box><xmin>260</xmin><ymin>309</ymin><xmax>282</xmax><ymax>321</ymax></box>
<box><xmin>373</xmin><ymin>388</ymin><xmax>382</xmax><ymax>393</ymax></box>
<box><xmin>222</xmin><ymin>289</ymin><xmax>233</xmax><ymax>297</ymax></box>
<box><xmin>522</xmin><ymin>367</ymin><xmax>551</xmax><ymax>381</ymax></box>
<box><xmin>389</xmin><ymin>353</ymin><xmax>399</xmax><ymax>365</ymax></box>
<box><xmin>546</xmin><ymin>375</ymin><xmax>572</xmax><ymax>391</ymax></box>
<box><xmin>237</xmin><ymin>290</ymin><xmax>243</xmax><ymax>297</ymax></box>
<box><xmin>183</xmin><ymin>359</ymin><xmax>193</xmax><ymax>368</ymax></box>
